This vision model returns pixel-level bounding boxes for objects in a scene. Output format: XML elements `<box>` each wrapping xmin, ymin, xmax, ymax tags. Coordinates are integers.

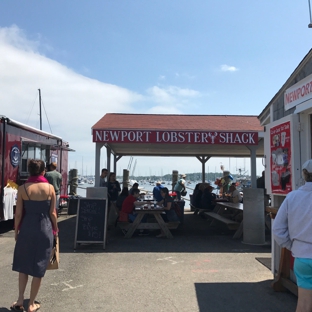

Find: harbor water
<box><xmin>75</xmin><ymin>181</ymin><xmax>218</xmax><ymax>199</ymax></box>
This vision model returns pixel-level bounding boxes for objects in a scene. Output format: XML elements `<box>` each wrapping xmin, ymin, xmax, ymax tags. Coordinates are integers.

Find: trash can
<box><xmin>67</xmin><ymin>196</ymin><xmax>80</xmax><ymax>215</ymax></box>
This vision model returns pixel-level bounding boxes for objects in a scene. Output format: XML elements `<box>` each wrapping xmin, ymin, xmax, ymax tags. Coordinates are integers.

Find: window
<box><xmin>20</xmin><ymin>143</ymin><xmax>50</xmax><ymax>173</ymax></box>
<box><xmin>35</xmin><ymin>146</ymin><xmax>41</xmax><ymax>159</ymax></box>
<box><xmin>28</xmin><ymin>146</ymin><xmax>34</xmax><ymax>159</ymax></box>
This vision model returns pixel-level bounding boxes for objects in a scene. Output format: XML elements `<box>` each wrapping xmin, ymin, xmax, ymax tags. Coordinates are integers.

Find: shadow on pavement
<box><xmin>195</xmin><ymin>280</ymin><xmax>297</xmax><ymax>312</ymax></box>
<box><xmin>58</xmin><ymin>212</ymin><xmax>272</xmax><ymax>254</ymax></box>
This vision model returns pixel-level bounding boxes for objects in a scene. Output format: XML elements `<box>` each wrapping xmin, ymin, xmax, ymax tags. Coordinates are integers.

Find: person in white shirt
<box><xmin>229</xmin><ymin>183</ymin><xmax>242</xmax><ymax>203</ymax></box>
<box><xmin>273</xmin><ymin>159</ymin><xmax>312</xmax><ymax>312</ymax></box>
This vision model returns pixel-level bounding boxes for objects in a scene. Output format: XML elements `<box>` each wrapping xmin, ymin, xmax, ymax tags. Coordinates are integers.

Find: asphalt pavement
<box><xmin>0</xmin><ymin>209</ymin><xmax>297</xmax><ymax>312</ymax></box>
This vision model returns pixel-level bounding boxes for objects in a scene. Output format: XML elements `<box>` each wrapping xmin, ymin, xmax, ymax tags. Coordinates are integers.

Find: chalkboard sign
<box><xmin>74</xmin><ymin>198</ymin><xmax>107</xmax><ymax>249</ymax></box>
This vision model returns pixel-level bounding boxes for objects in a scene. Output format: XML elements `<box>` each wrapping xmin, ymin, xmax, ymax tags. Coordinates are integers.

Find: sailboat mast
<box><xmin>82</xmin><ymin>157</ymin><xmax>83</xmax><ymax>177</ymax></box>
<box><xmin>38</xmin><ymin>89</ymin><xmax>42</xmax><ymax>130</ymax></box>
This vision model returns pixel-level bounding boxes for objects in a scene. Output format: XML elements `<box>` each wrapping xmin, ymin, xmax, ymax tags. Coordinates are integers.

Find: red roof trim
<box><xmin>92</xmin><ymin>113</ymin><xmax>263</xmax><ymax>132</ymax></box>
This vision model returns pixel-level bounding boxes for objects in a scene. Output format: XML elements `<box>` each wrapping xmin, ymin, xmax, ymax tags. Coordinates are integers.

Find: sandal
<box><xmin>27</xmin><ymin>301</ymin><xmax>40</xmax><ymax>312</ymax></box>
<box><xmin>10</xmin><ymin>302</ymin><xmax>24</xmax><ymax>311</ymax></box>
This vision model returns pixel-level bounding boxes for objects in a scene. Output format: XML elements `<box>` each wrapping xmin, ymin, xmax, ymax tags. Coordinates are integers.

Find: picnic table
<box><xmin>205</xmin><ymin>201</ymin><xmax>243</xmax><ymax>238</ymax></box>
<box><xmin>192</xmin><ymin>197</ymin><xmax>228</xmax><ymax>215</ymax></box>
<box><xmin>119</xmin><ymin>207</ymin><xmax>180</xmax><ymax>239</ymax></box>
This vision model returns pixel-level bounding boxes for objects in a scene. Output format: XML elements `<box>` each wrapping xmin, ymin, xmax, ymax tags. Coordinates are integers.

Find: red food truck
<box><xmin>0</xmin><ymin>116</ymin><xmax>74</xmax><ymax>221</ymax></box>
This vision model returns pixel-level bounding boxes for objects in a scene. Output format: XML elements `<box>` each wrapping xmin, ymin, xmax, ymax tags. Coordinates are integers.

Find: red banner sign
<box><xmin>270</xmin><ymin>121</ymin><xmax>292</xmax><ymax>194</ymax></box>
<box><xmin>92</xmin><ymin>130</ymin><xmax>258</xmax><ymax>145</ymax></box>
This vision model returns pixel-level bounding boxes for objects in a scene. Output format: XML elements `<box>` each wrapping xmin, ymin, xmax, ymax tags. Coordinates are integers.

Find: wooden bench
<box><xmin>117</xmin><ymin>221</ymin><xmax>180</xmax><ymax>235</ymax></box>
<box><xmin>202</xmin><ymin>202</ymin><xmax>244</xmax><ymax>238</ymax></box>
<box><xmin>204</xmin><ymin>212</ymin><xmax>239</xmax><ymax>230</ymax></box>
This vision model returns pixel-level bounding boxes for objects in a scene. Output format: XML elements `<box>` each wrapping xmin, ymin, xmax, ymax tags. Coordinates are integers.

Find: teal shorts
<box><xmin>294</xmin><ymin>257</ymin><xmax>312</xmax><ymax>289</ymax></box>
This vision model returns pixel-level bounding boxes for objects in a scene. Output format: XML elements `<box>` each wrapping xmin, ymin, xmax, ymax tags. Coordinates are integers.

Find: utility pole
<box><xmin>38</xmin><ymin>89</ymin><xmax>42</xmax><ymax>130</ymax></box>
<box><xmin>309</xmin><ymin>0</ymin><xmax>312</xmax><ymax>27</ymax></box>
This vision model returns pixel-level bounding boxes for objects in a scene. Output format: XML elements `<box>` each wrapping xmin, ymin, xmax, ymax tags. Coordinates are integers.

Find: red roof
<box><xmin>92</xmin><ymin>113</ymin><xmax>263</xmax><ymax>132</ymax></box>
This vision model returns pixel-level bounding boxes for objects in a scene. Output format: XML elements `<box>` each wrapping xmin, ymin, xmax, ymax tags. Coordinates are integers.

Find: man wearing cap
<box><xmin>153</xmin><ymin>181</ymin><xmax>164</xmax><ymax>202</ymax></box>
<box><xmin>45</xmin><ymin>162</ymin><xmax>62</xmax><ymax>209</ymax></box>
<box><xmin>174</xmin><ymin>174</ymin><xmax>186</xmax><ymax>200</ymax></box>
<box><xmin>273</xmin><ymin>159</ymin><xmax>312</xmax><ymax>311</ymax></box>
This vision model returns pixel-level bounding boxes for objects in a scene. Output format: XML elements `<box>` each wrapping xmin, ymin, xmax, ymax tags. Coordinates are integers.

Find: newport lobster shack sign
<box><xmin>92</xmin><ymin>130</ymin><xmax>258</xmax><ymax>145</ymax></box>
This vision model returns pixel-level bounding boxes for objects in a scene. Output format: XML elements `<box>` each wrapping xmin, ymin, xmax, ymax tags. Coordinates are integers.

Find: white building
<box><xmin>258</xmin><ymin>48</ymin><xmax>312</xmax><ymax>295</ymax></box>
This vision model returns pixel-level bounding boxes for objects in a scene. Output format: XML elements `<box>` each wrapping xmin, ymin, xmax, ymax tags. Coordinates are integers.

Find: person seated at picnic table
<box><xmin>192</xmin><ymin>183</ymin><xmax>204</xmax><ymax>215</ymax></box>
<box><xmin>156</xmin><ymin>187</ymin><xmax>180</xmax><ymax>238</ymax></box>
<box><xmin>129</xmin><ymin>182</ymin><xmax>139</xmax><ymax>195</ymax></box>
<box><xmin>153</xmin><ymin>181</ymin><xmax>164</xmax><ymax>202</ymax></box>
<box><xmin>228</xmin><ymin>183</ymin><xmax>243</xmax><ymax>203</ymax></box>
<box><xmin>119</xmin><ymin>189</ymin><xmax>149</xmax><ymax>235</ymax></box>
<box><xmin>228</xmin><ymin>183</ymin><xmax>243</xmax><ymax>222</ymax></box>
<box><xmin>121</xmin><ymin>189</ymin><xmax>149</xmax><ymax>222</ymax></box>
<box><xmin>116</xmin><ymin>187</ymin><xmax>129</xmax><ymax>211</ymax></box>
<box><xmin>192</xmin><ymin>183</ymin><xmax>202</xmax><ymax>209</ymax></box>
<box><xmin>200</xmin><ymin>185</ymin><xmax>216</xmax><ymax>212</ymax></box>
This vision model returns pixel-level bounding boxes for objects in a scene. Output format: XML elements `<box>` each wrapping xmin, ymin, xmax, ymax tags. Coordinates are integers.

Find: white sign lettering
<box><xmin>93</xmin><ymin>130</ymin><xmax>258</xmax><ymax>145</ymax></box>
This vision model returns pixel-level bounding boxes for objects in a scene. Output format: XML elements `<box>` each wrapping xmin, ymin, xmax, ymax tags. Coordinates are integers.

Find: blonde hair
<box><xmin>303</xmin><ymin>169</ymin><xmax>312</xmax><ymax>182</ymax></box>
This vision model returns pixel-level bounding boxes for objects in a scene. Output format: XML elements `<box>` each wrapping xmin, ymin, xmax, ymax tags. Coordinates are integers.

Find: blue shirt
<box><xmin>153</xmin><ymin>185</ymin><xmax>164</xmax><ymax>202</ymax></box>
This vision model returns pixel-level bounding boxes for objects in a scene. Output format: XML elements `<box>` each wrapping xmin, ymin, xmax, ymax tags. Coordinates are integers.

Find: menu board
<box><xmin>74</xmin><ymin>198</ymin><xmax>107</xmax><ymax>249</ymax></box>
<box><xmin>270</xmin><ymin>121</ymin><xmax>292</xmax><ymax>194</ymax></box>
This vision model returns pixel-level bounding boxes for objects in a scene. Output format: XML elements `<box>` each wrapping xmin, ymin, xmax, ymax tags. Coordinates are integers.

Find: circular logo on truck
<box><xmin>10</xmin><ymin>145</ymin><xmax>21</xmax><ymax>167</ymax></box>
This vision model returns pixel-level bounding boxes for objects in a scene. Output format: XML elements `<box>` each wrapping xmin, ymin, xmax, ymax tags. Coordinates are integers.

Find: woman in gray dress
<box><xmin>11</xmin><ymin>159</ymin><xmax>58</xmax><ymax>312</ymax></box>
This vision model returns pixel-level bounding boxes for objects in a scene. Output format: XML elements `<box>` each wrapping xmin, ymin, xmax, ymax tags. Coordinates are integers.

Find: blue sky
<box><xmin>0</xmin><ymin>1</ymin><xmax>311</xmax><ymax>177</ymax></box>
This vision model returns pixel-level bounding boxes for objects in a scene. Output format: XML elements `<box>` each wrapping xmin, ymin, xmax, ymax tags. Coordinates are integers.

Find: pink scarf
<box><xmin>26</xmin><ymin>175</ymin><xmax>49</xmax><ymax>183</ymax></box>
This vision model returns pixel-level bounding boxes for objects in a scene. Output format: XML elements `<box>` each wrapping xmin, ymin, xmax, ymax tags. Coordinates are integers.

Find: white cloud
<box><xmin>147</xmin><ymin>86</ymin><xmax>176</xmax><ymax>104</ymax></box>
<box><xmin>0</xmin><ymin>25</ymin><xmax>204</xmax><ymax>175</ymax></box>
<box><xmin>147</xmin><ymin>85</ymin><xmax>200</xmax><ymax>102</ymax></box>
<box><xmin>0</xmin><ymin>26</ymin><xmax>143</xmax><ymax>170</ymax></box>
<box><xmin>145</xmin><ymin>85</ymin><xmax>201</xmax><ymax>113</ymax></box>
<box><xmin>167</xmin><ymin>86</ymin><xmax>199</xmax><ymax>97</ymax></box>
<box><xmin>220</xmin><ymin>64</ymin><xmax>239</xmax><ymax>72</ymax></box>
<box><xmin>0</xmin><ymin>25</ymin><xmax>40</xmax><ymax>52</ymax></box>
<box><xmin>175</xmin><ymin>72</ymin><xmax>196</xmax><ymax>80</ymax></box>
